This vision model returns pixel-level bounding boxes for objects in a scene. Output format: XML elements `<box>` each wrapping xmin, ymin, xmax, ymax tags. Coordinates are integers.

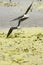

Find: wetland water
<box><xmin>0</xmin><ymin>0</ymin><xmax>43</xmax><ymax>29</ymax></box>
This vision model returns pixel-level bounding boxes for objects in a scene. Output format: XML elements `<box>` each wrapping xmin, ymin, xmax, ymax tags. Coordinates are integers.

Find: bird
<box><xmin>7</xmin><ymin>2</ymin><xmax>33</xmax><ymax>38</ymax></box>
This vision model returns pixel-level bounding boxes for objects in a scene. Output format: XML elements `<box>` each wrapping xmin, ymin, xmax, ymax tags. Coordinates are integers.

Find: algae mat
<box><xmin>0</xmin><ymin>27</ymin><xmax>43</xmax><ymax>65</ymax></box>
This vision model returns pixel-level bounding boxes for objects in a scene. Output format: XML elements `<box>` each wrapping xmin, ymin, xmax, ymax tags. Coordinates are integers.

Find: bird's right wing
<box><xmin>7</xmin><ymin>27</ymin><xmax>17</xmax><ymax>37</ymax></box>
<box><xmin>10</xmin><ymin>15</ymin><xmax>24</xmax><ymax>22</ymax></box>
<box><xmin>24</xmin><ymin>1</ymin><xmax>33</xmax><ymax>14</ymax></box>
<box><xmin>7</xmin><ymin>27</ymin><xmax>13</xmax><ymax>37</ymax></box>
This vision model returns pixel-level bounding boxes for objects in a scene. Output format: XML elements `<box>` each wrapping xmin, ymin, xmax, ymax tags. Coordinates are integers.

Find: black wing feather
<box><xmin>10</xmin><ymin>15</ymin><xmax>24</xmax><ymax>22</ymax></box>
<box><xmin>25</xmin><ymin>2</ymin><xmax>33</xmax><ymax>14</ymax></box>
<box><xmin>10</xmin><ymin>2</ymin><xmax>33</xmax><ymax>22</ymax></box>
<box><xmin>7</xmin><ymin>27</ymin><xmax>13</xmax><ymax>37</ymax></box>
<box><xmin>7</xmin><ymin>27</ymin><xmax>17</xmax><ymax>37</ymax></box>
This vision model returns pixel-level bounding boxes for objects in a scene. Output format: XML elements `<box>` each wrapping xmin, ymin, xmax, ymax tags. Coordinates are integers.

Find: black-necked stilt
<box><xmin>7</xmin><ymin>2</ymin><xmax>33</xmax><ymax>37</ymax></box>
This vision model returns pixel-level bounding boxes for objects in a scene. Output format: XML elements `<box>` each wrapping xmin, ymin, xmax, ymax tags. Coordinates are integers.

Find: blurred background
<box><xmin>0</xmin><ymin>0</ymin><xmax>43</xmax><ymax>29</ymax></box>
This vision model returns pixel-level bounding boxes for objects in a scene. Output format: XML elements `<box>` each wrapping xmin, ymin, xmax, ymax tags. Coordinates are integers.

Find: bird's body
<box><xmin>7</xmin><ymin>2</ymin><xmax>33</xmax><ymax>37</ymax></box>
<box><xmin>17</xmin><ymin>16</ymin><xmax>28</xmax><ymax>27</ymax></box>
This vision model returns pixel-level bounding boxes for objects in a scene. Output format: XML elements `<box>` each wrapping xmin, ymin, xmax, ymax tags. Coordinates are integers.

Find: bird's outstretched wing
<box><xmin>10</xmin><ymin>2</ymin><xmax>33</xmax><ymax>22</ymax></box>
<box><xmin>24</xmin><ymin>2</ymin><xmax>33</xmax><ymax>14</ymax></box>
<box><xmin>10</xmin><ymin>15</ymin><xmax>24</xmax><ymax>22</ymax></box>
<box><xmin>7</xmin><ymin>27</ymin><xmax>17</xmax><ymax>37</ymax></box>
<box><xmin>7</xmin><ymin>27</ymin><xmax>13</xmax><ymax>37</ymax></box>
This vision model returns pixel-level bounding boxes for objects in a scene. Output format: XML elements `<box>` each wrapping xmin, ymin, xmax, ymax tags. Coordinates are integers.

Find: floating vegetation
<box><xmin>0</xmin><ymin>1</ymin><xmax>19</xmax><ymax>7</ymax></box>
<box><xmin>0</xmin><ymin>1</ymin><xmax>43</xmax><ymax>11</ymax></box>
<box><xmin>33</xmin><ymin>2</ymin><xmax>43</xmax><ymax>11</ymax></box>
<box><xmin>0</xmin><ymin>27</ymin><xmax>43</xmax><ymax>65</ymax></box>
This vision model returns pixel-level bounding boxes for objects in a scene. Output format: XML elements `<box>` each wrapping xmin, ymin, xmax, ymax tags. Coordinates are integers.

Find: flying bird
<box><xmin>7</xmin><ymin>2</ymin><xmax>33</xmax><ymax>37</ymax></box>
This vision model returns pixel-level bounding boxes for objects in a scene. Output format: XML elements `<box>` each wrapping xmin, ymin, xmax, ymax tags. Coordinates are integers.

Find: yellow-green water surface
<box><xmin>0</xmin><ymin>27</ymin><xmax>43</xmax><ymax>65</ymax></box>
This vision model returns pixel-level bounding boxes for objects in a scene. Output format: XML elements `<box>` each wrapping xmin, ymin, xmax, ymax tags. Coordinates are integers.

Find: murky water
<box><xmin>0</xmin><ymin>0</ymin><xmax>43</xmax><ymax>29</ymax></box>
